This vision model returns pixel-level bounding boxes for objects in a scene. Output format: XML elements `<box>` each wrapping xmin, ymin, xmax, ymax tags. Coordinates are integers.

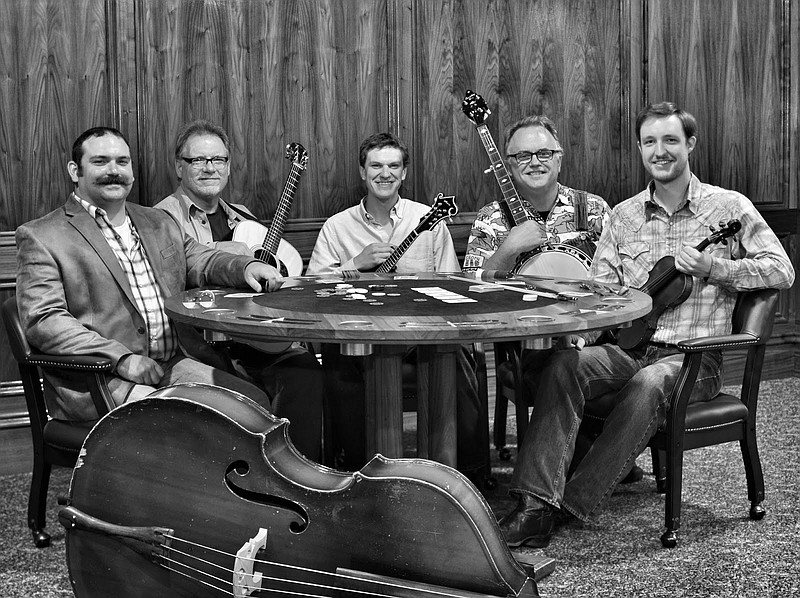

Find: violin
<box><xmin>58</xmin><ymin>383</ymin><xmax>539</xmax><ymax>598</ymax></box>
<box><xmin>616</xmin><ymin>219</ymin><xmax>741</xmax><ymax>350</ymax></box>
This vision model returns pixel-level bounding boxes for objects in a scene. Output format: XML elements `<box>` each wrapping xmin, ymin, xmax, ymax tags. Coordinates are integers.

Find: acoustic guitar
<box><xmin>460</xmin><ymin>90</ymin><xmax>592</xmax><ymax>280</ymax></box>
<box><xmin>232</xmin><ymin>142</ymin><xmax>307</xmax><ymax>277</ymax></box>
<box><xmin>616</xmin><ymin>219</ymin><xmax>742</xmax><ymax>350</ymax></box>
<box><xmin>375</xmin><ymin>193</ymin><xmax>458</xmax><ymax>273</ymax></box>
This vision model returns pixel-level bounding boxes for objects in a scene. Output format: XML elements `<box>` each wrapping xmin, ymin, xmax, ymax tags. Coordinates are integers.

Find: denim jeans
<box><xmin>511</xmin><ymin>343</ymin><xmax>722</xmax><ymax>521</ymax></box>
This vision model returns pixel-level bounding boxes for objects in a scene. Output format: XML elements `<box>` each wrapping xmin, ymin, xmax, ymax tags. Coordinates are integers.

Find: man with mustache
<box><xmin>15</xmin><ymin>126</ymin><xmax>281</xmax><ymax>422</ymax></box>
<box><xmin>499</xmin><ymin>102</ymin><xmax>794</xmax><ymax>548</ymax></box>
<box><xmin>306</xmin><ymin>133</ymin><xmax>488</xmax><ymax>486</ymax></box>
<box><xmin>155</xmin><ymin>120</ymin><xmax>323</xmax><ymax>462</ymax></box>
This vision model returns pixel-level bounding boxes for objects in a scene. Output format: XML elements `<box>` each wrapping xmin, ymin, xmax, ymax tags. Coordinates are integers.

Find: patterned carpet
<box><xmin>1</xmin><ymin>378</ymin><xmax>798</xmax><ymax>597</ymax></box>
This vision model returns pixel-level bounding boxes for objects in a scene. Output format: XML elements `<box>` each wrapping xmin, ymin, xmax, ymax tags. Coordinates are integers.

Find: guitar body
<box><xmin>232</xmin><ymin>220</ymin><xmax>303</xmax><ymax>278</ymax></box>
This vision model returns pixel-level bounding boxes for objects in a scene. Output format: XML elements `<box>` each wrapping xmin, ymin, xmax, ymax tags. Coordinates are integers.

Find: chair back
<box><xmin>1</xmin><ymin>296</ymin><xmax>50</xmax><ymax>438</ymax></box>
<box><xmin>2</xmin><ymin>296</ymin><xmax>32</xmax><ymax>363</ymax></box>
<box><xmin>731</xmin><ymin>288</ymin><xmax>780</xmax><ymax>340</ymax></box>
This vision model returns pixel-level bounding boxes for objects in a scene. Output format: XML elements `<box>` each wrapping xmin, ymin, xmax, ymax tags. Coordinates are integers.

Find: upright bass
<box><xmin>59</xmin><ymin>383</ymin><xmax>540</xmax><ymax>598</ymax></box>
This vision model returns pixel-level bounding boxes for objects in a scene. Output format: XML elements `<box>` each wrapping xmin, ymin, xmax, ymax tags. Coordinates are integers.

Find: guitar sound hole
<box><xmin>254</xmin><ymin>249</ymin><xmax>289</xmax><ymax>278</ymax></box>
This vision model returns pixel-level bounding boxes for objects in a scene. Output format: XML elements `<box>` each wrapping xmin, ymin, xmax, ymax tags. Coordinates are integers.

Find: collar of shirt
<box><xmin>72</xmin><ymin>192</ymin><xmax>140</xmax><ymax>252</ymax></box>
<box><xmin>358</xmin><ymin>196</ymin><xmax>405</xmax><ymax>227</ymax></box>
<box><xmin>639</xmin><ymin>175</ymin><xmax>699</xmax><ymax>222</ymax></box>
<box><xmin>73</xmin><ymin>192</ymin><xmax>135</xmax><ymax>232</ymax></box>
<box><xmin>175</xmin><ymin>186</ymin><xmax>241</xmax><ymax>223</ymax></box>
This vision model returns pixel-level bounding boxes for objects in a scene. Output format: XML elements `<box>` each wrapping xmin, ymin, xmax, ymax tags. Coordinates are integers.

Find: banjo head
<box><xmin>514</xmin><ymin>244</ymin><xmax>593</xmax><ymax>279</ymax></box>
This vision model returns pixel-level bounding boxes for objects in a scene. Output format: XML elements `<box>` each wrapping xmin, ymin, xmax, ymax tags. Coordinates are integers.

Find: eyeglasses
<box><xmin>506</xmin><ymin>149</ymin><xmax>562</xmax><ymax>165</ymax></box>
<box><xmin>180</xmin><ymin>156</ymin><xmax>229</xmax><ymax>169</ymax></box>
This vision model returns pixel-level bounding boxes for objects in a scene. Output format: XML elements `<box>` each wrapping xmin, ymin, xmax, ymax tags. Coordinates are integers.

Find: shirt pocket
<box><xmin>618</xmin><ymin>241</ymin><xmax>653</xmax><ymax>288</ymax></box>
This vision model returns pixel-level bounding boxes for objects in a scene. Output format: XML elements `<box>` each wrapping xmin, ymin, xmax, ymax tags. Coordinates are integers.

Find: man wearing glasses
<box><xmin>155</xmin><ymin>120</ymin><xmax>324</xmax><ymax>462</ymax></box>
<box><xmin>15</xmin><ymin>126</ymin><xmax>282</xmax><ymax>423</ymax></box>
<box><xmin>463</xmin><ymin>115</ymin><xmax>610</xmax><ymax>273</ymax></box>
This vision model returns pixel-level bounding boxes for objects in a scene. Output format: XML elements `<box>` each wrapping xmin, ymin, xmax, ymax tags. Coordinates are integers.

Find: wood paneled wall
<box><xmin>0</xmin><ymin>0</ymin><xmax>797</xmax><ymax>363</ymax></box>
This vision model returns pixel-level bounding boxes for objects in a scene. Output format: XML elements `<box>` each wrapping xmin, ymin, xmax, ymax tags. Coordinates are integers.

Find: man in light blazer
<box><xmin>15</xmin><ymin>126</ymin><xmax>282</xmax><ymax>421</ymax></box>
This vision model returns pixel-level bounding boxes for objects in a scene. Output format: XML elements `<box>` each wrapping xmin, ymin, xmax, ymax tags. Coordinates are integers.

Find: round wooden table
<box><xmin>165</xmin><ymin>271</ymin><xmax>651</xmax><ymax>467</ymax></box>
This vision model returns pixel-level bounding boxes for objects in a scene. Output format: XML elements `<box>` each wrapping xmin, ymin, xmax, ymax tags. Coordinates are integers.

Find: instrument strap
<box><xmin>225</xmin><ymin>201</ymin><xmax>259</xmax><ymax>222</ymax></box>
<box><xmin>574</xmin><ymin>190</ymin><xmax>589</xmax><ymax>231</ymax></box>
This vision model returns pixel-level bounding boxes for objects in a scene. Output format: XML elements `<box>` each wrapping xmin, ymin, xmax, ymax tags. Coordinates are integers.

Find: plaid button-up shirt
<box><xmin>74</xmin><ymin>194</ymin><xmax>178</xmax><ymax>362</ymax></box>
<box><xmin>591</xmin><ymin>175</ymin><xmax>795</xmax><ymax>344</ymax></box>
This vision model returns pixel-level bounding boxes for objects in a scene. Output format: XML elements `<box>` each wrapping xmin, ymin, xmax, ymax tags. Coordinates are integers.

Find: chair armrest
<box><xmin>677</xmin><ymin>332</ymin><xmax>759</xmax><ymax>353</ymax></box>
<box><xmin>26</xmin><ymin>354</ymin><xmax>116</xmax><ymax>416</ymax></box>
<box><xmin>26</xmin><ymin>354</ymin><xmax>114</xmax><ymax>372</ymax></box>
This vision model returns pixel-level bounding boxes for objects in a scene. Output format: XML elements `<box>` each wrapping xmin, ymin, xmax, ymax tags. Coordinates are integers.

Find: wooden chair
<box><xmin>492</xmin><ymin>289</ymin><xmax>779</xmax><ymax>547</ymax></box>
<box><xmin>1</xmin><ymin>296</ymin><xmax>115</xmax><ymax>547</ymax></box>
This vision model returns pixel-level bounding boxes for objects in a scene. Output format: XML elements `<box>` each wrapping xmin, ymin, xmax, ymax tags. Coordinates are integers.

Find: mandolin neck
<box><xmin>376</xmin><ymin>230</ymin><xmax>419</xmax><ymax>274</ymax></box>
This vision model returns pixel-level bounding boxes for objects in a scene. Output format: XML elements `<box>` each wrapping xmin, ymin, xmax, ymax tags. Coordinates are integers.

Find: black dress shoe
<box><xmin>620</xmin><ymin>464</ymin><xmax>644</xmax><ymax>484</ymax></box>
<box><xmin>498</xmin><ymin>495</ymin><xmax>556</xmax><ymax>548</ymax></box>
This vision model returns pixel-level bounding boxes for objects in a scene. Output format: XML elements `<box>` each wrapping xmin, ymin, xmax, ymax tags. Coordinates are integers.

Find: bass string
<box><xmin>158</xmin><ymin>533</ymin><xmax>482</xmax><ymax>598</ymax></box>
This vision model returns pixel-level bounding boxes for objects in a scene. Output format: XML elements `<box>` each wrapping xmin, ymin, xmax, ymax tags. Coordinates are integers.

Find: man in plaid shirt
<box><xmin>500</xmin><ymin>103</ymin><xmax>795</xmax><ymax>548</ymax></box>
<box><xmin>15</xmin><ymin>127</ymin><xmax>282</xmax><ymax>422</ymax></box>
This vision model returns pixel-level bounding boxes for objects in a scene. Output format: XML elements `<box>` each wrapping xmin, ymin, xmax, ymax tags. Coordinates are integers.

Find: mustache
<box><xmin>97</xmin><ymin>175</ymin><xmax>130</xmax><ymax>185</ymax></box>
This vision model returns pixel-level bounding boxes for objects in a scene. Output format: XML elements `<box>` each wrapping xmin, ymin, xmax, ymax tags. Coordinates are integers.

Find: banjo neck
<box><xmin>475</xmin><ymin>123</ymin><xmax>530</xmax><ymax>227</ymax></box>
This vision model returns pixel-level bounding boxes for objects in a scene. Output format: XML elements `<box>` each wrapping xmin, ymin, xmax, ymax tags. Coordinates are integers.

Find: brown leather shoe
<box><xmin>498</xmin><ymin>495</ymin><xmax>556</xmax><ymax>548</ymax></box>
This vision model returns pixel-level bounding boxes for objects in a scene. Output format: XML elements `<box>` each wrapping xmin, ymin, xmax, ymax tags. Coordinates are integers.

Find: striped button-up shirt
<box><xmin>591</xmin><ymin>175</ymin><xmax>795</xmax><ymax>344</ymax></box>
<box><xmin>74</xmin><ymin>194</ymin><xmax>178</xmax><ymax>361</ymax></box>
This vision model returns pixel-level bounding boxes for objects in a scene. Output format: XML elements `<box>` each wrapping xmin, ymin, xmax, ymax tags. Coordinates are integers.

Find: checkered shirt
<box><xmin>73</xmin><ymin>194</ymin><xmax>178</xmax><ymax>361</ymax></box>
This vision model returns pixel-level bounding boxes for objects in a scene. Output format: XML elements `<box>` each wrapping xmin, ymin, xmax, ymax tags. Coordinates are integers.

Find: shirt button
<box><xmin>137</xmin><ymin>327</ymin><xmax>145</xmax><ymax>334</ymax></box>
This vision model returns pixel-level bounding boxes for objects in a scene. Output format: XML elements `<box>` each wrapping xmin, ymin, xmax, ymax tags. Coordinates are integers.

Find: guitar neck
<box><xmin>263</xmin><ymin>163</ymin><xmax>303</xmax><ymax>254</ymax></box>
<box><xmin>476</xmin><ymin>124</ymin><xmax>529</xmax><ymax>227</ymax></box>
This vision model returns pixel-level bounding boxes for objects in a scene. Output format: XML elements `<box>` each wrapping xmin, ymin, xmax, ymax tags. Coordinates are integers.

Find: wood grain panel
<box><xmin>645</xmin><ymin>0</ymin><xmax>786</xmax><ymax>207</ymax></box>
<box><xmin>411</xmin><ymin>0</ymin><xmax>624</xmax><ymax>215</ymax></box>
<box><xmin>135</xmin><ymin>0</ymin><xmax>390</xmax><ymax>220</ymax></box>
<box><xmin>0</xmin><ymin>0</ymin><xmax>116</xmax><ymax>229</ymax></box>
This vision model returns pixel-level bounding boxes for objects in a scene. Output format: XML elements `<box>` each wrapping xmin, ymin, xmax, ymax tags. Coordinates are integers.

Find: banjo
<box><xmin>461</xmin><ymin>90</ymin><xmax>593</xmax><ymax>279</ymax></box>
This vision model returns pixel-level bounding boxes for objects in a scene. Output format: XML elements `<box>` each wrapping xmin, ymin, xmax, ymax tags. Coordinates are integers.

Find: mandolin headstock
<box><xmin>462</xmin><ymin>90</ymin><xmax>491</xmax><ymax>126</ymax></box>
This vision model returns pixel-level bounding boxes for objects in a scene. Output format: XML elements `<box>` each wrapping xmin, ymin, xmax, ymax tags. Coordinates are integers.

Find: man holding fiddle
<box><xmin>499</xmin><ymin>102</ymin><xmax>794</xmax><ymax>548</ymax></box>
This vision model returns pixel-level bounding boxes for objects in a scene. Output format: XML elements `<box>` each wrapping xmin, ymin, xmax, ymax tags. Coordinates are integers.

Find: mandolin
<box><xmin>460</xmin><ymin>90</ymin><xmax>591</xmax><ymax>279</ymax></box>
<box><xmin>375</xmin><ymin>193</ymin><xmax>458</xmax><ymax>273</ymax></box>
<box><xmin>233</xmin><ymin>143</ymin><xmax>307</xmax><ymax>277</ymax></box>
<box><xmin>616</xmin><ymin>219</ymin><xmax>742</xmax><ymax>350</ymax></box>
<box><xmin>59</xmin><ymin>383</ymin><xmax>540</xmax><ymax>598</ymax></box>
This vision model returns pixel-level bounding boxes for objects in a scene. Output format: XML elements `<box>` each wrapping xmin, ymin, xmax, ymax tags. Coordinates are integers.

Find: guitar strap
<box><xmin>225</xmin><ymin>202</ymin><xmax>259</xmax><ymax>222</ymax></box>
<box><xmin>574</xmin><ymin>190</ymin><xmax>589</xmax><ymax>231</ymax></box>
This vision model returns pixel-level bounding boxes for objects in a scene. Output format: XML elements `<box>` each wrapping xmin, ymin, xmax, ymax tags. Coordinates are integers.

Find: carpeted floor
<box><xmin>1</xmin><ymin>378</ymin><xmax>798</xmax><ymax>597</ymax></box>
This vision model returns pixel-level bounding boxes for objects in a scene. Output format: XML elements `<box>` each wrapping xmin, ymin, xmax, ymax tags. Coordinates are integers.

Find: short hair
<box><xmin>635</xmin><ymin>102</ymin><xmax>697</xmax><ymax>141</ymax></box>
<box><xmin>71</xmin><ymin>127</ymin><xmax>129</xmax><ymax>165</ymax></box>
<box><xmin>358</xmin><ymin>132</ymin><xmax>409</xmax><ymax>168</ymax></box>
<box><xmin>503</xmin><ymin>115</ymin><xmax>561</xmax><ymax>153</ymax></box>
<box><xmin>174</xmin><ymin>119</ymin><xmax>230</xmax><ymax>160</ymax></box>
